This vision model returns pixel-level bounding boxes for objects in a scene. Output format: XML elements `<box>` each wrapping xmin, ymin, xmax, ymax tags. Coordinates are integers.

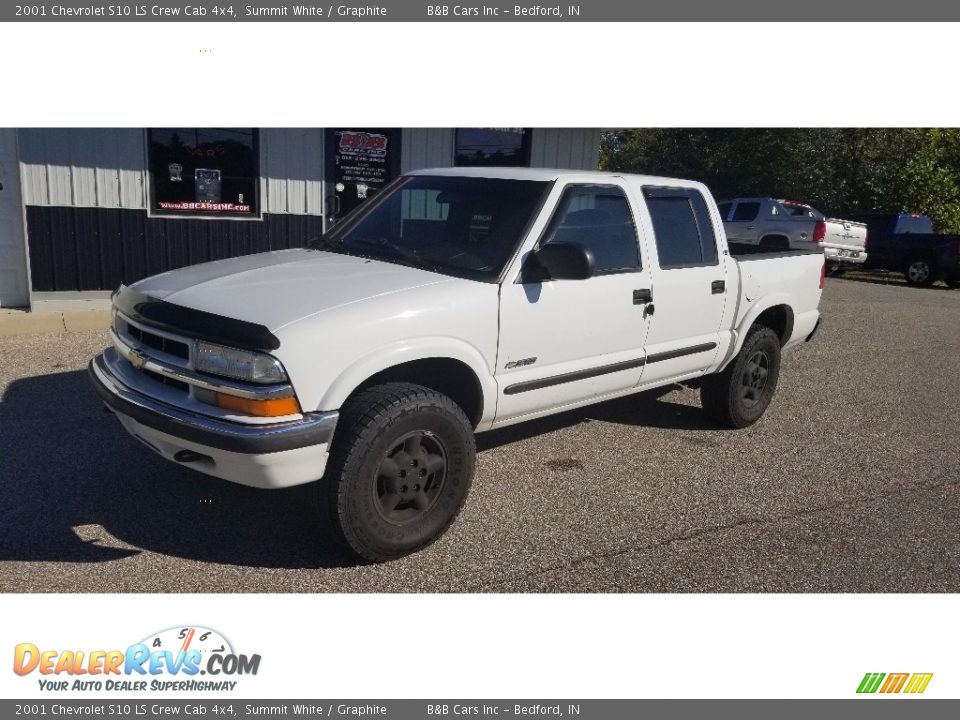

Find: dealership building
<box><xmin>0</xmin><ymin>128</ymin><xmax>601</xmax><ymax>309</ymax></box>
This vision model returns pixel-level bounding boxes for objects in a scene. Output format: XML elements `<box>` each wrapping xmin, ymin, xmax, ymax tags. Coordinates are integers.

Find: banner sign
<box><xmin>5</xmin><ymin>0</ymin><xmax>956</xmax><ymax>21</ymax></box>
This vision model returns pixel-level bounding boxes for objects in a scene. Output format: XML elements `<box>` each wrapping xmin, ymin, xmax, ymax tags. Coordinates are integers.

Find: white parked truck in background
<box><xmin>91</xmin><ymin>168</ymin><xmax>825</xmax><ymax>562</ymax></box>
<box><xmin>718</xmin><ymin>197</ymin><xmax>867</xmax><ymax>273</ymax></box>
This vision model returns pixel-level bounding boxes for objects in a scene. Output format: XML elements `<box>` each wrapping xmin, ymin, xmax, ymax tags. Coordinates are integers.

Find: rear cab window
<box><xmin>894</xmin><ymin>214</ymin><xmax>934</xmax><ymax>234</ymax></box>
<box><xmin>643</xmin><ymin>186</ymin><xmax>720</xmax><ymax>269</ymax></box>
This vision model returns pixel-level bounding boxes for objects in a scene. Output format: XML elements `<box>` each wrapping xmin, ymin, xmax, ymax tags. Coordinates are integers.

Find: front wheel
<box><xmin>905</xmin><ymin>257</ymin><xmax>935</xmax><ymax>286</ymax></box>
<box><xmin>700</xmin><ymin>326</ymin><xmax>781</xmax><ymax>429</ymax></box>
<box><xmin>320</xmin><ymin>382</ymin><xmax>476</xmax><ymax>562</ymax></box>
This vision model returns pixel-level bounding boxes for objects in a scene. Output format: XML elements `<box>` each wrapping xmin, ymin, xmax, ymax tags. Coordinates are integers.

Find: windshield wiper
<box><xmin>353</xmin><ymin>237</ymin><xmax>444</xmax><ymax>274</ymax></box>
<box><xmin>308</xmin><ymin>234</ymin><xmax>340</xmax><ymax>250</ymax></box>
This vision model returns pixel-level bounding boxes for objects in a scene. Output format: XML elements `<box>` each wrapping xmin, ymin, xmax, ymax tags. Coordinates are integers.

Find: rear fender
<box><xmin>717</xmin><ymin>295</ymin><xmax>795</xmax><ymax>371</ymax></box>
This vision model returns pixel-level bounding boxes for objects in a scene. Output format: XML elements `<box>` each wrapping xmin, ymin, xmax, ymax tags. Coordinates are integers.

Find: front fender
<box><xmin>315</xmin><ymin>337</ymin><xmax>498</xmax><ymax>427</ymax></box>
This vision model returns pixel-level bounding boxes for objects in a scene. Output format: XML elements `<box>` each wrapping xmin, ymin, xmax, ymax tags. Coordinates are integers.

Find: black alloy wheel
<box><xmin>739</xmin><ymin>350</ymin><xmax>770</xmax><ymax>409</ymax></box>
<box><xmin>374</xmin><ymin>431</ymin><xmax>448</xmax><ymax>524</ymax></box>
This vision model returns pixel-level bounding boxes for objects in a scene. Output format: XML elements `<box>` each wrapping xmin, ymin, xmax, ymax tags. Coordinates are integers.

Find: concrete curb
<box><xmin>0</xmin><ymin>309</ymin><xmax>111</xmax><ymax>337</ymax></box>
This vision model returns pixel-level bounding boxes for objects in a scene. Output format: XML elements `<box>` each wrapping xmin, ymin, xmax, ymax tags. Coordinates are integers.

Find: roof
<box><xmin>405</xmin><ymin>166</ymin><xmax>700</xmax><ymax>187</ymax></box>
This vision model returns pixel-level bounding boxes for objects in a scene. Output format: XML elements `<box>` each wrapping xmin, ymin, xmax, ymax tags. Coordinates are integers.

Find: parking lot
<box><xmin>1</xmin><ymin>274</ymin><xmax>958</xmax><ymax>593</ymax></box>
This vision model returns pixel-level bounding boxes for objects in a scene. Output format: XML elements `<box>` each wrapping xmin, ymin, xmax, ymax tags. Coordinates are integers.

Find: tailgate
<box><xmin>825</xmin><ymin>218</ymin><xmax>868</xmax><ymax>251</ymax></box>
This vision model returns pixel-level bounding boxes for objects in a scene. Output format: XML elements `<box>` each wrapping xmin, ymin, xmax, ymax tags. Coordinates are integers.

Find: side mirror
<box><xmin>532</xmin><ymin>242</ymin><xmax>595</xmax><ymax>281</ymax></box>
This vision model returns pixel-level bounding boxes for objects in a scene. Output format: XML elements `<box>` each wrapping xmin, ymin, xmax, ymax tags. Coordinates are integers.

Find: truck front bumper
<box><xmin>89</xmin><ymin>350</ymin><xmax>338</xmax><ymax>489</ymax></box>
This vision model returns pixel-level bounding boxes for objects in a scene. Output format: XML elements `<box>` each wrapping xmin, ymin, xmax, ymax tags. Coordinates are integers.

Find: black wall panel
<box><xmin>26</xmin><ymin>207</ymin><xmax>324</xmax><ymax>292</ymax></box>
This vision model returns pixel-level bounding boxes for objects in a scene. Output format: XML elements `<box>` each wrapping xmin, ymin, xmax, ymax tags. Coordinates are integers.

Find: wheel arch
<box><xmin>759</xmin><ymin>234</ymin><xmax>791</xmax><ymax>250</ymax></box>
<box><xmin>719</xmin><ymin>298</ymin><xmax>795</xmax><ymax>371</ymax></box>
<box><xmin>317</xmin><ymin>339</ymin><xmax>495</xmax><ymax>429</ymax></box>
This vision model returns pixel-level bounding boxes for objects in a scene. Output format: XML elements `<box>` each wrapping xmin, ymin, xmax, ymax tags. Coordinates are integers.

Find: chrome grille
<box><xmin>125</xmin><ymin>322</ymin><xmax>190</xmax><ymax>360</ymax></box>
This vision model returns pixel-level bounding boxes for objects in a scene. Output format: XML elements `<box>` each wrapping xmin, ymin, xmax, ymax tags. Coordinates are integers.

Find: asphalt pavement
<box><xmin>1</xmin><ymin>274</ymin><xmax>958</xmax><ymax>592</ymax></box>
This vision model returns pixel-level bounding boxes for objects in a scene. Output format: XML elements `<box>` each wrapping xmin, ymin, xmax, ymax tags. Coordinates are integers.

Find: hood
<box><xmin>130</xmin><ymin>249</ymin><xmax>457</xmax><ymax>331</ymax></box>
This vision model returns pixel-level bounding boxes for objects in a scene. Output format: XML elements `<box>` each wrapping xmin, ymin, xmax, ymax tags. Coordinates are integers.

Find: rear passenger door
<box><xmin>495</xmin><ymin>181</ymin><xmax>654</xmax><ymax>424</ymax></box>
<box><xmin>725</xmin><ymin>200</ymin><xmax>761</xmax><ymax>244</ymax></box>
<box><xmin>637</xmin><ymin>186</ymin><xmax>728</xmax><ymax>386</ymax></box>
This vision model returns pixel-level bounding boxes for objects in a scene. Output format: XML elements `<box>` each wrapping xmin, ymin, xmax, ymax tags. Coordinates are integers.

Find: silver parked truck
<box><xmin>718</xmin><ymin>197</ymin><xmax>867</xmax><ymax>273</ymax></box>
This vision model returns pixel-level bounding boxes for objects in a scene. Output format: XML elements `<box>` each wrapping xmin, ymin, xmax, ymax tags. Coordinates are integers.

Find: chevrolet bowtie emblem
<box><xmin>129</xmin><ymin>348</ymin><xmax>148</xmax><ymax>370</ymax></box>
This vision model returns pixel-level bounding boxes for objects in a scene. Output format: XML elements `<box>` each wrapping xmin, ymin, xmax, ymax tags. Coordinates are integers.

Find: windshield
<box><xmin>321</xmin><ymin>175</ymin><xmax>551</xmax><ymax>281</ymax></box>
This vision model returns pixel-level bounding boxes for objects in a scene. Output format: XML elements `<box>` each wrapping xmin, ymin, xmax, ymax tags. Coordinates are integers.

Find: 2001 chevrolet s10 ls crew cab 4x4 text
<box><xmin>90</xmin><ymin>168</ymin><xmax>824</xmax><ymax>561</ymax></box>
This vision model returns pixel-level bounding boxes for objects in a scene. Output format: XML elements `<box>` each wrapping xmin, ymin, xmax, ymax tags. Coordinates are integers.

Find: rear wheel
<box><xmin>320</xmin><ymin>382</ymin><xmax>475</xmax><ymax>562</ymax></box>
<box><xmin>827</xmin><ymin>261</ymin><xmax>846</xmax><ymax>277</ymax></box>
<box><xmin>701</xmin><ymin>326</ymin><xmax>781</xmax><ymax>429</ymax></box>
<box><xmin>905</xmin><ymin>256</ymin><xmax>935</xmax><ymax>286</ymax></box>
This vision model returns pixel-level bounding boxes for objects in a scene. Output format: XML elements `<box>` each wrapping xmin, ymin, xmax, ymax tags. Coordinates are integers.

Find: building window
<box><xmin>147</xmin><ymin>128</ymin><xmax>260</xmax><ymax>217</ymax></box>
<box><xmin>454</xmin><ymin>128</ymin><xmax>532</xmax><ymax>167</ymax></box>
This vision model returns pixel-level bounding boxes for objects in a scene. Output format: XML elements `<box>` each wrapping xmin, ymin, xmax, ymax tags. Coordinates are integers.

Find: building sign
<box><xmin>148</xmin><ymin>128</ymin><xmax>259</xmax><ymax>217</ymax></box>
<box><xmin>325</xmin><ymin>128</ymin><xmax>401</xmax><ymax>222</ymax></box>
<box><xmin>335</xmin><ymin>131</ymin><xmax>390</xmax><ymax>188</ymax></box>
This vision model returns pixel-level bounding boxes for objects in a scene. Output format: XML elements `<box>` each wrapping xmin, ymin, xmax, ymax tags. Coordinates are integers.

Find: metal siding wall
<box><xmin>19</xmin><ymin>128</ymin><xmax>327</xmax><ymax>217</ymax></box>
<box><xmin>26</xmin><ymin>206</ymin><xmax>324</xmax><ymax>292</ymax></box>
<box><xmin>530</xmin><ymin>128</ymin><xmax>600</xmax><ymax>170</ymax></box>
<box><xmin>19</xmin><ymin>128</ymin><xmax>147</xmax><ymax>209</ymax></box>
<box><xmin>401</xmin><ymin>129</ymin><xmax>455</xmax><ymax>172</ymax></box>
<box><xmin>261</xmin><ymin>128</ymin><xmax>324</xmax><ymax>216</ymax></box>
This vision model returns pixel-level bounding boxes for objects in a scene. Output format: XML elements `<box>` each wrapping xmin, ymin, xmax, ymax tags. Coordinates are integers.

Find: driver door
<box><xmin>494</xmin><ymin>180</ymin><xmax>654</xmax><ymax>425</ymax></box>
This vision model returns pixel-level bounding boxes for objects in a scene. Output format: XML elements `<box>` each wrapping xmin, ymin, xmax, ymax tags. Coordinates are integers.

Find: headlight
<box><xmin>194</xmin><ymin>341</ymin><xmax>288</xmax><ymax>384</ymax></box>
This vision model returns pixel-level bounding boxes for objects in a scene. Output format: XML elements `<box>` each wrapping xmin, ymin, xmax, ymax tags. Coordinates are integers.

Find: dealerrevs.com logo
<box><xmin>857</xmin><ymin>673</ymin><xmax>933</xmax><ymax>695</ymax></box>
<box><xmin>13</xmin><ymin>626</ymin><xmax>261</xmax><ymax>692</ymax></box>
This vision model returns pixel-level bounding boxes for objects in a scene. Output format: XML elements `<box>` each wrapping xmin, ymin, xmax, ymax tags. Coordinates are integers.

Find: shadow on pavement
<box><xmin>832</xmin><ymin>271</ymin><xmax>956</xmax><ymax>291</ymax></box>
<box><xmin>478</xmin><ymin>385</ymin><xmax>718</xmax><ymax>452</ymax></box>
<box><xmin>0</xmin><ymin>369</ymin><xmax>717</xmax><ymax>575</ymax></box>
<box><xmin>0</xmin><ymin>368</ymin><xmax>358</xmax><ymax>574</ymax></box>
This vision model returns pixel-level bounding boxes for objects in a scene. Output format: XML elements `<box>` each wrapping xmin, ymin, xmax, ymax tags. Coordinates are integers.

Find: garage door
<box><xmin>0</xmin><ymin>129</ymin><xmax>29</xmax><ymax>308</ymax></box>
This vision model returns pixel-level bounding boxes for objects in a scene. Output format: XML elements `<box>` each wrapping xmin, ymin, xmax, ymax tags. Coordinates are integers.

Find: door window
<box><xmin>644</xmin><ymin>187</ymin><xmax>719</xmax><ymax>269</ymax></box>
<box><xmin>542</xmin><ymin>185</ymin><xmax>640</xmax><ymax>274</ymax></box>
<box><xmin>732</xmin><ymin>201</ymin><xmax>760</xmax><ymax>222</ymax></box>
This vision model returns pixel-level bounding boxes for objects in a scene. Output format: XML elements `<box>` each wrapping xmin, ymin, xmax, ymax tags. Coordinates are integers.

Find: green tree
<box><xmin>600</xmin><ymin>128</ymin><xmax>960</xmax><ymax>233</ymax></box>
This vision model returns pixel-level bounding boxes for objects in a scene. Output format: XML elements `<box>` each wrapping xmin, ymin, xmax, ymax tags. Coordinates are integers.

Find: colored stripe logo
<box><xmin>857</xmin><ymin>673</ymin><xmax>933</xmax><ymax>694</ymax></box>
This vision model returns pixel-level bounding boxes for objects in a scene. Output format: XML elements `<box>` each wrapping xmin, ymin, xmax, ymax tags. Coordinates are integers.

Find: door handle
<box><xmin>633</xmin><ymin>288</ymin><xmax>652</xmax><ymax>304</ymax></box>
<box><xmin>711</xmin><ymin>280</ymin><xmax>725</xmax><ymax>294</ymax></box>
<box><xmin>745</xmin><ymin>225</ymin><xmax>755</xmax><ymax>230</ymax></box>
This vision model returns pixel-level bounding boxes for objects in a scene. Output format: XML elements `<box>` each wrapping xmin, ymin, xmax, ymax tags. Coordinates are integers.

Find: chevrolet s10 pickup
<box><xmin>90</xmin><ymin>168</ymin><xmax>824</xmax><ymax>561</ymax></box>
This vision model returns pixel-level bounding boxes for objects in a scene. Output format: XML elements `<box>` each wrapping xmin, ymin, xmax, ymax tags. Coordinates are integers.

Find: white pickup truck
<box><xmin>90</xmin><ymin>168</ymin><xmax>824</xmax><ymax>561</ymax></box>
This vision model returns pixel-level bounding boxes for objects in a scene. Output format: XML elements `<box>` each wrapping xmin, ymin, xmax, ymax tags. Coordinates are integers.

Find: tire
<box><xmin>320</xmin><ymin>382</ymin><xmax>475</xmax><ymax>562</ymax></box>
<box><xmin>904</xmin><ymin>256</ymin><xmax>935</xmax><ymax>286</ymax></box>
<box><xmin>700</xmin><ymin>326</ymin><xmax>781</xmax><ymax>429</ymax></box>
<box><xmin>826</xmin><ymin>262</ymin><xmax>846</xmax><ymax>277</ymax></box>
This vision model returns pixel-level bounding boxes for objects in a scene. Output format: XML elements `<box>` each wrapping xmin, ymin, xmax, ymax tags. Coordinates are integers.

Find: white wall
<box><xmin>531</xmin><ymin>128</ymin><xmax>601</xmax><ymax>170</ymax></box>
<box><xmin>18</xmin><ymin>128</ymin><xmax>326</xmax><ymax>217</ymax></box>
<box><xmin>17</xmin><ymin>128</ymin><xmax>600</xmax><ymax>216</ymax></box>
